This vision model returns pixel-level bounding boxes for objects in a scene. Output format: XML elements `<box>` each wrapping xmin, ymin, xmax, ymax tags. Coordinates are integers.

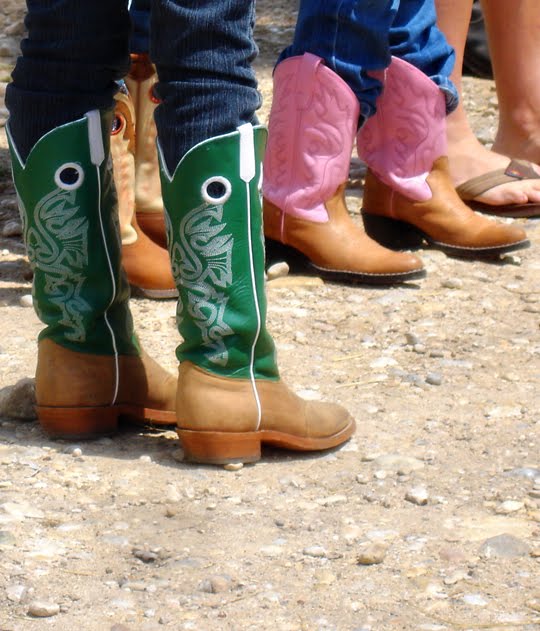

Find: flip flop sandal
<box><xmin>456</xmin><ymin>158</ymin><xmax>540</xmax><ymax>218</ymax></box>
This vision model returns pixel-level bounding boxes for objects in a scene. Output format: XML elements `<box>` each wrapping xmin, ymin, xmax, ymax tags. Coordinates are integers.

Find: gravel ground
<box><xmin>0</xmin><ymin>3</ymin><xmax>539</xmax><ymax>630</ymax></box>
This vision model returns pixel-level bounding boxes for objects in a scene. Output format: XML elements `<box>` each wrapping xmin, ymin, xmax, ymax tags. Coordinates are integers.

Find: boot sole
<box><xmin>265</xmin><ymin>238</ymin><xmax>426</xmax><ymax>285</ymax></box>
<box><xmin>178</xmin><ymin>417</ymin><xmax>356</xmax><ymax>465</ymax></box>
<box><xmin>37</xmin><ymin>405</ymin><xmax>176</xmax><ymax>440</ymax></box>
<box><xmin>130</xmin><ymin>285</ymin><xmax>178</xmax><ymax>300</ymax></box>
<box><xmin>362</xmin><ymin>211</ymin><xmax>531</xmax><ymax>258</ymax></box>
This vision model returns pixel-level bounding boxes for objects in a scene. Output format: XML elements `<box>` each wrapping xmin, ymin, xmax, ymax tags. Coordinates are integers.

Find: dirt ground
<box><xmin>0</xmin><ymin>2</ymin><xmax>539</xmax><ymax>630</ymax></box>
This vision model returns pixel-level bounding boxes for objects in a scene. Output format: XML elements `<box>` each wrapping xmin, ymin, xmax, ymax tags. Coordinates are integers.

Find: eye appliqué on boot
<box><xmin>54</xmin><ymin>163</ymin><xmax>85</xmax><ymax>191</ymax></box>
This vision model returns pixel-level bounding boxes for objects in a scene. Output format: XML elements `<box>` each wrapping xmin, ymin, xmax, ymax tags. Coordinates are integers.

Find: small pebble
<box><xmin>405</xmin><ymin>332</ymin><xmax>421</xmax><ymax>346</ymax></box>
<box><xmin>303</xmin><ymin>545</ymin><xmax>327</xmax><ymax>558</ymax></box>
<box><xmin>461</xmin><ymin>593</ymin><xmax>488</xmax><ymax>607</ymax></box>
<box><xmin>441</xmin><ymin>278</ymin><xmax>463</xmax><ymax>289</ymax></box>
<box><xmin>479</xmin><ymin>534</ymin><xmax>530</xmax><ymax>558</ymax></box>
<box><xmin>224</xmin><ymin>463</ymin><xmax>243</xmax><ymax>471</ymax></box>
<box><xmin>425</xmin><ymin>372</ymin><xmax>443</xmax><ymax>386</ymax></box>
<box><xmin>19</xmin><ymin>294</ymin><xmax>33</xmax><ymax>308</ymax></box>
<box><xmin>356</xmin><ymin>543</ymin><xmax>388</xmax><ymax>565</ymax></box>
<box><xmin>496</xmin><ymin>500</ymin><xmax>524</xmax><ymax>514</ymax></box>
<box><xmin>405</xmin><ymin>487</ymin><xmax>429</xmax><ymax>506</ymax></box>
<box><xmin>266</xmin><ymin>261</ymin><xmax>290</xmax><ymax>280</ymax></box>
<box><xmin>28</xmin><ymin>600</ymin><xmax>60</xmax><ymax>617</ymax></box>
<box><xmin>2</xmin><ymin>220</ymin><xmax>22</xmax><ymax>237</ymax></box>
<box><xmin>199</xmin><ymin>575</ymin><xmax>232</xmax><ymax>593</ymax></box>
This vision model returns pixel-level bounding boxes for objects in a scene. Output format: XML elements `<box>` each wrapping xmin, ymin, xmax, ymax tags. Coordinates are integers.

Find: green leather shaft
<box><xmin>7</xmin><ymin>111</ymin><xmax>138</xmax><ymax>356</ymax></box>
<box><xmin>159</xmin><ymin>125</ymin><xmax>279</xmax><ymax>380</ymax></box>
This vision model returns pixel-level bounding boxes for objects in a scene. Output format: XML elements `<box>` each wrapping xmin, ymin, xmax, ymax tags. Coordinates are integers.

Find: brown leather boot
<box><xmin>112</xmin><ymin>84</ymin><xmax>177</xmax><ymax>299</ymax></box>
<box><xmin>159</xmin><ymin>124</ymin><xmax>355</xmax><ymax>464</ymax></box>
<box><xmin>126</xmin><ymin>53</ymin><xmax>168</xmax><ymax>249</ymax></box>
<box><xmin>362</xmin><ymin>159</ymin><xmax>529</xmax><ymax>258</ymax></box>
<box><xmin>264</xmin><ymin>184</ymin><xmax>426</xmax><ymax>284</ymax></box>
<box><xmin>7</xmin><ymin>110</ymin><xmax>177</xmax><ymax>439</ymax></box>
<box><xmin>263</xmin><ymin>53</ymin><xmax>425</xmax><ymax>284</ymax></box>
<box><xmin>36</xmin><ymin>339</ymin><xmax>176</xmax><ymax>439</ymax></box>
<box><xmin>176</xmin><ymin>362</ymin><xmax>353</xmax><ymax>464</ymax></box>
<box><xmin>357</xmin><ymin>57</ymin><xmax>529</xmax><ymax>258</ymax></box>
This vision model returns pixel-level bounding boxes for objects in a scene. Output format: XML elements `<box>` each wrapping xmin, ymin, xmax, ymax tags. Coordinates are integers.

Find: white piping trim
<box><xmin>245</xmin><ymin>178</ymin><xmax>263</xmax><ymax>430</ymax></box>
<box><xmin>5</xmin><ymin>124</ymin><xmax>23</xmax><ymax>168</ymax></box>
<box><xmin>238</xmin><ymin>124</ymin><xmax>263</xmax><ymax>430</ymax></box>
<box><xmin>92</xmin><ymin>133</ymin><xmax>120</xmax><ymax>405</ymax></box>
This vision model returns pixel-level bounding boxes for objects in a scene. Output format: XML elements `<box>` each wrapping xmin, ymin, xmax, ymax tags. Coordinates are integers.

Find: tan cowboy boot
<box><xmin>126</xmin><ymin>53</ymin><xmax>168</xmax><ymax>249</ymax></box>
<box><xmin>112</xmin><ymin>83</ymin><xmax>177</xmax><ymax>299</ymax></box>
<box><xmin>159</xmin><ymin>123</ymin><xmax>356</xmax><ymax>464</ymax></box>
<box><xmin>7</xmin><ymin>110</ymin><xmax>176</xmax><ymax>438</ymax></box>
<box><xmin>263</xmin><ymin>53</ymin><xmax>425</xmax><ymax>284</ymax></box>
<box><xmin>358</xmin><ymin>57</ymin><xmax>529</xmax><ymax>258</ymax></box>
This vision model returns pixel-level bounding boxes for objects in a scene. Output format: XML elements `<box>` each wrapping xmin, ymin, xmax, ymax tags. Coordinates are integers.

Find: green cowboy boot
<box><xmin>159</xmin><ymin>123</ymin><xmax>355</xmax><ymax>464</ymax></box>
<box><xmin>7</xmin><ymin>109</ymin><xmax>176</xmax><ymax>439</ymax></box>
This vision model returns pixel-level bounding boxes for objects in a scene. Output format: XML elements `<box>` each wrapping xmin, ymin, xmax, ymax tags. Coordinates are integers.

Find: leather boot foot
<box><xmin>263</xmin><ymin>188</ymin><xmax>425</xmax><ymax>285</ymax></box>
<box><xmin>122</xmin><ymin>217</ymin><xmax>177</xmax><ymax>300</ymax></box>
<box><xmin>362</xmin><ymin>159</ymin><xmax>530</xmax><ymax>259</ymax></box>
<box><xmin>176</xmin><ymin>362</ymin><xmax>356</xmax><ymax>464</ymax></box>
<box><xmin>36</xmin><ymin>339</ymin><xmax>176</xmax><ymax>439</ymax></box>
<box><xmin>137</xmin><ymin>211</ymin><xmax>168</xmax><ymax>249</ymax></box>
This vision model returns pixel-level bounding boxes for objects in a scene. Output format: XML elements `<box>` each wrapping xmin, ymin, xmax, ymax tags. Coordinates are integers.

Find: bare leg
<box><xmin>436</xmin><ymin>0</ymin><xmax>540</xmax><ymax>206</ymax></box>
<box><xmin>483</xmin><ymin>0</ymin><xmax>540</xmax><ymax>162</ymax></box>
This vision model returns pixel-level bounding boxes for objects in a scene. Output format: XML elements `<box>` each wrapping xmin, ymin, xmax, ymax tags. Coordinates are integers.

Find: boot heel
<box><xmin>37</xmin><ymin>406</ymin><xmax>119</xmax><ymax>440</ymax></box>
<box><xmin>178</xmin><ymin>429</ymin><xmax>262</xmax><ymax>465</ymax></box>
<box><xmin>362</xmin><ymin>211</ymin><xmax>425</xmax><ymax>250</ymax></box>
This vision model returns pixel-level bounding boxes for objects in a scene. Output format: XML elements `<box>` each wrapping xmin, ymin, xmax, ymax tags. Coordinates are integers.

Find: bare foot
<box><xmin>447</xmin><ymin>128</ymin><xmax>540</xmax><ymax>207</ymax></box>
<box><xmin>492</xmin><ymin>125</ymin><xmax>540</xmax><ymax>168</ymax></box>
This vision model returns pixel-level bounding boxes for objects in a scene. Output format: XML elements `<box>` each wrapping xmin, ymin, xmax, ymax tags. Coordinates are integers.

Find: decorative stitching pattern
<box><xmin>25</xmin><ymin>187</ymin><xmax>91</xmax><ymax>341</ymax></box>
<box><xmin>171</xmin><ymin>202</ymin><xmax>234</xmax><ymax>366</ymax></box>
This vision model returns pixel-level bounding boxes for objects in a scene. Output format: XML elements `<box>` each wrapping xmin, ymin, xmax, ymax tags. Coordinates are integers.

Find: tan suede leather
<box><xmin>264</xmin><ymin>184</ymin><xmax>423</xmax><ymax>278</ymax></box>
<box><xmin>111</xmin><ymin>82</ymin><xmax>176</xmax><ymax>298</ymax></box>
<box><xmin>363</xmin><ymin>158</ymin><xmax>529</xmax><ymax>253</ymax></box>
<box><xmin>176</xmin><ymin>361</ymin><xmax>353</xmax><ymax>439</ymax></box>
<box><xmin>126</xmin><ymin>54</ymin><xmax>167</xmax><ymax>248</ymax></box>
<box><xmin>36</xmin><ymin>339</ymin><xmax>176</xmax><ymax>428</ymax></box>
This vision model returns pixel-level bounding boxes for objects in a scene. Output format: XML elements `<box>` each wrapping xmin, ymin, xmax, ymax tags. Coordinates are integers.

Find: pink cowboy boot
<box><xmin>263</xmin><ymin>53</ymin><xmax>425</xmax><ymax>284</ymax></box>
<box><xmin>358</xmin><ymin>56</ymin><xmax>529</xmax><ymax>258</ymax></box>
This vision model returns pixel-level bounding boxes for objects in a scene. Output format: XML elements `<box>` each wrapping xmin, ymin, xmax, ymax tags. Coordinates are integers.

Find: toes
<box><xmin>476</xmin><ymin>182</ymin><xmax>540</xmax><ymax>206</ymax></box>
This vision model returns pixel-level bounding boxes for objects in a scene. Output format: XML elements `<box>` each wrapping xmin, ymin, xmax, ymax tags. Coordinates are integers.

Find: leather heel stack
<box><xmin>178</xmin><ymin>429</ymin><xmax>262</xmax><ymax>465</ymax></box>
<box><xmin>37</xmin><ymin>406</ymin><xmax>120</xmax><ymax>440</ymax></box>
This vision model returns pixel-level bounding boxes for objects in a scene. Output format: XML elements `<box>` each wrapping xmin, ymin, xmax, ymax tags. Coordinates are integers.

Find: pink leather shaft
<box><xmin>263</xmin><ymin>53</ymin><xmax>360</xmax><ymax>224</ymax></box>
<box><xmin>357</xmin><ymin>56</ymin><xmax>447</xmax><ymax>202</ymax></box>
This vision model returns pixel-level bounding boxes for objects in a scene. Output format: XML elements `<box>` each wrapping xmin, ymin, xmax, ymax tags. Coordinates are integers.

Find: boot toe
<box><xmin>305</xmin><ymin>400</ymin><xmax>356</xmax><ymax>440</ymax></box>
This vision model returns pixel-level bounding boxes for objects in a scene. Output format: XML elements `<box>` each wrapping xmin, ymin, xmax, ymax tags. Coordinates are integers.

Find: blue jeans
<box><xmin>129</xmin><ymin>0</ymin><xmax>151</xmax><ymax>54</ymax></box>
<box><xmin>6</xmin><ymin>0</ymin><xmax>260</xmax><ymax>171</ymax></box>
<box><xmin>280</xmin><ymin>0</ymin><xmax>458</xmax><ymax>121</ymax></box>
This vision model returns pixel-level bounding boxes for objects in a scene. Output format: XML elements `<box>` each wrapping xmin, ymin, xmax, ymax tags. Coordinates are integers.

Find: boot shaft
<box><xmin>111</xmin><ymin>84</ymin><xmax>138</xmax><ymax>245</ymax></box>
<box><xmin>357</xmin><ymin>56</ymin><xmax>447</xmax><ymax>201</ymax></box>
<box><xmin>159</xmin><ymin>124</ymin><xmax>278</xmax><ymax>380</ymax></box>
<box><xmin>125</xmin><ymin>54</ymin><xmax>164</xmax><ymax>217</ymax></box>
<box><xmin>263</xmin><ymin>53</ymin><xmax>360</xmax><ymax>222</ymax></box>
<box><xmin>7</xmin><ymin>110</ymin><xmax>137</xmax><ymax>356</ymax></box>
